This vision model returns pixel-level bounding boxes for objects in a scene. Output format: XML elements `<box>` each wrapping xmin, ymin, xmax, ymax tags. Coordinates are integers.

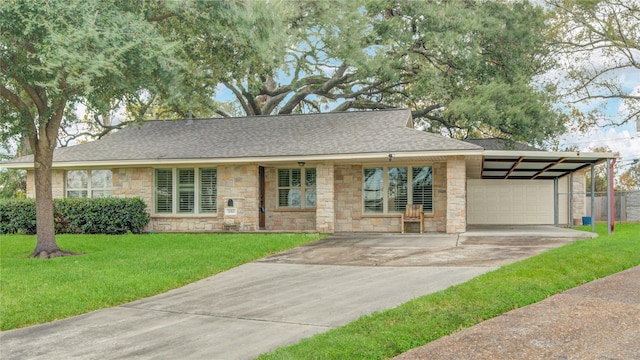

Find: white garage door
<box><xmin>467</xmin><ymin>179</ymin><xmax>555</xmax><ymax>225</ymax></box>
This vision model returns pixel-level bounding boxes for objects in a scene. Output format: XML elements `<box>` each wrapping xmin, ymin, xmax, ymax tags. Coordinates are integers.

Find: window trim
<box><xmin>154</xmin><ymin>167</ymin><xmax>217</xmax><ymax>215</ymax></box>
<box><xmin>362</xmin><ymin>165</ymin><xmax>433</xmax><ymax>215</ymax></box>
<box><xmin>277</xmin><ymin>167</ymin><xmax>316</xmax><ymax>209</ymax></box>
<box><xmin>65</xmin><ymin>169</ymin><xmax>113</xmax><ymax>198</ymax></box>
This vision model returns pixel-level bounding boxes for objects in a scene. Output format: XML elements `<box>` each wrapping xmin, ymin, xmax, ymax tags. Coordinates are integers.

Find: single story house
<box><xmin>1</xmin><ymin>109</ymin><xmax>614</xmax><ymax>233</ymax></box>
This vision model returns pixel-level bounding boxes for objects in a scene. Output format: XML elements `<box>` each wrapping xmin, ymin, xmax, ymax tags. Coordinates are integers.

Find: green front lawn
<box><xmin>0</xmin><ymin>233</ymin><xmax>321</xmax><ymax>330</ymax></box>
<box><xmin>259</xmin><ymin>223</ymin><xmax>640</xmax><ymax>359</ymax></box>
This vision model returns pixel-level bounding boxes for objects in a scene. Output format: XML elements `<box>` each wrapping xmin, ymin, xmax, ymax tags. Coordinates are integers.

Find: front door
<box><xmin>259</xmin><ymin>166</ymin><xmax>266</xmax><ymax>230</ymax></box>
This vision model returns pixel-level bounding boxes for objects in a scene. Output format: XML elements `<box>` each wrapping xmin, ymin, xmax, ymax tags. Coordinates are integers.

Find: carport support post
<box><xmin>607</xmin><ymin>158</ymin><xmax>616</xmax><ymax>234</ymax></box>
<box><xmin>553</xmin><ymin>177</ymin><xmax>559</xmax><ymax>227</ymax></box>
<box><xmin>569</xmin><ymin>172</ymin><xmax>574</xmax><ymax>229</ymax></box>
<box><xmin>590</xmin><ymin>164</ymin><xmax>595</xmax><ymax>233</ymax></box>
<box><xmin>606</xmin><ymin>159</ymin><xmax>612</xmax><ymax>234</ymax></box>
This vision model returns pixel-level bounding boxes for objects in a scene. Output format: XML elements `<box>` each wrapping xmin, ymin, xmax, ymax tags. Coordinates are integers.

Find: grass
<box><xmin>0</xmin><ymin>232</ymin><xmax>321</xmax><ymax>331</ymax></box>
<box><xmin>258</xmin><ymin>223</ymin><xmax>640</xmax><ymax>360</ymax></box>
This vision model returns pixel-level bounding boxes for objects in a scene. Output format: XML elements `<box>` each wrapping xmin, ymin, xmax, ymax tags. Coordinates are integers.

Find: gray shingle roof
<box><xmin>464</xmin><ymin>138</ymin><xmax>541</xmax><ymax>151</ymax></box>
<box><xmin>4</xmin><ymin>109</ymin><xmax>482</xmax><ymax>166</ymax></box>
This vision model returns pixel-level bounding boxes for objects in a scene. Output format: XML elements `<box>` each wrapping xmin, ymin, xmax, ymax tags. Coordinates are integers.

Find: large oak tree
<box><xmin>55</xmin><ymin>0</ymin><xmax>567</xmax><ymax>146</ymax></box>
<box><xmin>0</xmin><ymin>0</ymin><xmax>284</xmax><ymax>257</ymax></box>
<box><xmin>212</xmin><ymin>0</ymin><xmax>565</xmax><ymax>145</ymax></box>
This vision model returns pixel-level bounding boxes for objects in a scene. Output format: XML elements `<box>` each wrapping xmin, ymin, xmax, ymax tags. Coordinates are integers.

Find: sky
<box><xmin>546</xmin><ymin>0</ymin><xmax>640</xmax><ymax>170</ymax></box>
<box><xmin>552</xmin><ymin>59</ymin><xmax>640</xmax><ymax>169</ymax></box>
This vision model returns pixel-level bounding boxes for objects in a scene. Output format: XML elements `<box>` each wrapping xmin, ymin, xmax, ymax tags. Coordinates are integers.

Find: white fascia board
<box><xmin>0</xmin><ymin>150</ymin><xmax>485</xmax><ymax>169</ymax></box>
<box><xmin>0</xmin><ymin>162</ymin><xmax>32</xmax><ymax>169</ymax></box>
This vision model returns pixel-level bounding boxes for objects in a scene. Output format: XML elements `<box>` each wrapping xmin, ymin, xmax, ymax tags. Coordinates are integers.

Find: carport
<box><xmin>469</xmin><ymin>150</ymin><xmax>617</xmax><ymax>234</ymax></box>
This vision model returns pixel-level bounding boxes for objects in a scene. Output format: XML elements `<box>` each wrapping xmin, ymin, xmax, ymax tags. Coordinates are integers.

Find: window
<box><xmin>363</xmin><ymin>166</ymin><xmax>433</xmax><ymax>214</ymax></box>
<box><xmin>155</xmin><ymin>169</ymin><xmax>173</xmax><ymax>213</ymax></box>
<box><xmin>199</xmin><ymin>168</ymin><xmax>217</xmax><ymax>213</ymax></box>
<box><xmin>66</xmin><ymin>170</ymin><xmax>112</xmax><ymax>198</ymax></box>
<box><xmin>177</xmin><ymin>169</ymin><xmax>195</xmax><ymax>213</ymax></box>
<box><xmin>388</xmin><ymin>167</ymin><xmax>408</xmax><ymax>213</ymax></box>
<box><xmin>278</xmin><ymin>168</ymin><xmax>316</xmax><ymax>208</ymax></box>
<box><xmin>363</xmin><ymin>168</ymin><xmax>383</xmax><ymax>213</ymax></box>
<box><xmin>155</xmin><ymin>168</ymin><xmax>217</xmax><ymax>214</ymax></box>
<box><xmin>412</xmin><ymin>166</ymin><xmax>433</xmax><ymax>213</ymax></box>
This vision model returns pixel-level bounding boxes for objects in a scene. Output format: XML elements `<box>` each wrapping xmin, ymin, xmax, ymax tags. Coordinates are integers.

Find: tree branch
<box><xmin>222</xmin><ymin>80</ymin><xmax>252</xmax><ymax>115</ymax></box>
<box><xmin>0</xmin><ymin>85</ymin><xmax>34</xmax><ymax>122</ymax></box>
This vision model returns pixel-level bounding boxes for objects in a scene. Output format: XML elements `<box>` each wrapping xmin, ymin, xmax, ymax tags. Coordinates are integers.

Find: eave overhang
<box><xmin>0</xmin><ymin>149</ymin><xmax>485</xmax><ymax>169</ymax></box>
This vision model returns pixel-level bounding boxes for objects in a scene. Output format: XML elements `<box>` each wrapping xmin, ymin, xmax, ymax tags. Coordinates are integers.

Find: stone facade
<box><xmin>333</xmin><ymin>163</ymin><xmax>448</xmax><ymax>233</ymax></box>
<box><xmin>571</xmin><ymin>170</ymin><xmax>587</xmax><ymax>221</ymax></box>
<box><xmin>429</xmin><ymin>162</ymin><xmax>448</xmax><ymax>232</ymax></box>
<box><xmin>263</xmin><ymin>166</ymin><xmax>316</xmax><ymax>231</ymax></box>
<box><xmin>315</xmin><ymin>162</ymin><xmax>335</xmax><ymax>233</ymax></box>
<box><xmin>446</xmin><ymin>156</ymin><xmax>466</xmax><ymax>233</ymax></box>
<box><xmin>334</xmin><ymin>164</ymin><xmax>399</xmax><ymax>232</ymax></box>
<box><xmin>24</xmin><ymin>160</ymin><xmax>467</xmax><ymax>234</ymax></box>
<box><xmin>151</xmin><ymin>216</ymin><xmax>220</xmax><ymax>232</ymax></box>
<box><xmin>26</xmin><ymin>170</ymin><xmax>64</xmax><ymax>198</ymax></box>
<box><xmin>217</xmin><ymin>165</ymin><xmax>259</xmax><ymax>232</ymax></box>
<box><xmin>112</xmin><ymin>167</ymin><xmax>153</xmax><ymax>205</ymax></box>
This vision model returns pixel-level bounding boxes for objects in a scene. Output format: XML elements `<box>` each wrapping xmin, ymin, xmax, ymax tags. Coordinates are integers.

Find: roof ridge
<box><xmin>143</xmin><ymin>108</ymin><xmax>412</xmax><ymax>123</ymax></box>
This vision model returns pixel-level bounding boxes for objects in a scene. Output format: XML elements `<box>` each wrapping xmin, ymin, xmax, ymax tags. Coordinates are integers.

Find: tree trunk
<box><xmin>30</xmin><ymin>148</ymin><xmax>74</xmax><ymax>258</ymax></box>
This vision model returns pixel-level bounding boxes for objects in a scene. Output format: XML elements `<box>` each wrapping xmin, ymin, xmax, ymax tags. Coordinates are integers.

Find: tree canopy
<box><xmin>545</xmin><ymin>0</ymin><xmax>639</xmax><ymax>129</ymax></box>
<box><xmin>0</xmin><ymin>0</ymin><xmax>286</xmax><ymax>257</ymax></box>
<box><xmin>208</xmin><ymin>0</ymin><xmax>565</xmax><ymax>145</ymax></box>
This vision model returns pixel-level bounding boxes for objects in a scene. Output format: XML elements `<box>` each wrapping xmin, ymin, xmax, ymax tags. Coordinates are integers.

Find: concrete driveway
<box><xmin>0</xmin><ymin>226</ymin><xmax>595</xmax><ymax>360</ymax></box>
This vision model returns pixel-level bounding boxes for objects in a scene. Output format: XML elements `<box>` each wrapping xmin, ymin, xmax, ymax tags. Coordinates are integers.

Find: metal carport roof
<box><xmin>479</xmin><ymin>150</ymin><xmax>614</xmax><ymax>180</ymax></box>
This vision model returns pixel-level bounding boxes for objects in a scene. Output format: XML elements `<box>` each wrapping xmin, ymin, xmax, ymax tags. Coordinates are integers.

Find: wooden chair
<box><xmin>401</xmin><ymin>204</ymin><xmax>424</xmax><ymax>234</ymax></box>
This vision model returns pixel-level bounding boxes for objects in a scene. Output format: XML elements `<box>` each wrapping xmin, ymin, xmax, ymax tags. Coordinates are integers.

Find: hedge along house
<box><xmin>1</xmin><ymin>109</ymin><xmax>615</xmax><ymax>234</ymax></box>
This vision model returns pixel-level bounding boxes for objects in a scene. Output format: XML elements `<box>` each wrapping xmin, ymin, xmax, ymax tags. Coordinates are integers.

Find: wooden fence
<box><xmin>585</xmin><ymin>191</ymin><xmax>640</xmax><ymax>222</ymax></box>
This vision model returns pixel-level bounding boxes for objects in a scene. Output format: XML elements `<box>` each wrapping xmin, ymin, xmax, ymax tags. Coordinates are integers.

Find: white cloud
<box><xmin>560</xmin><ymin>126</ymin><xmax>640</xmax><ymax>167</ymax></box>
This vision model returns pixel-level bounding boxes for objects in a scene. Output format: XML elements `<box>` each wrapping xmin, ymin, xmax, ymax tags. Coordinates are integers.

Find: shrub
<box><xmin>0</xmin><ymin>198</ymin><xmax>37</xmax><ymax>234</ymax></box>
<box><xmin>0</xmin><ymin>197</ymin><xmax>150</xmax><ymax>235</ymax></box>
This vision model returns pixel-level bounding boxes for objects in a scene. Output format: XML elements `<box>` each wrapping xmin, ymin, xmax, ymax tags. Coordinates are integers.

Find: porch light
<box><xmin>298</xmin><ymin>161</ymin><xmax>305</xmax><ymax>167</ymax></box>
<box><xmin>388</xmin><ymin>153</ymin><xmax>393</xmax><ymax>162</ymax></box>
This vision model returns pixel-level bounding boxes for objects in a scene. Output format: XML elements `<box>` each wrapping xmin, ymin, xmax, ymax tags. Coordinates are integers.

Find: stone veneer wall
<box><xmin>217</xmin><ymin>164</ymin><xmax>259</xmax><ymax>232</ymax></box>
<box><xmin>571</xmin><ymin>170</ymin><xmax>587</xmax><ymax>221</ymax></box>
<box><xmin>334</xmin><ymin>165</ymin><xmax>364</xmax><ymax>232</ymax></box>
<box><xmin>263</xmin><ymin>167</ymin><xmax>316</xmax><ymax>231</ymax></box>
<box><xmin>26</xmin><ymin>170</ymin><xmax>34</xmax><ymax>198</ymax></box>
<box><xmin>112</xmin><ymin>168</ymin><xmax>153</xmax><ymax>205</ymax></box>
<box><xmin>446</xmin><ymin>156</ymin><xmax>466</xmax><ymax>233</ymax></box>
<box><xmin>149</xmin><ymin>165</ymin><xmax>259</xmax><ymax>232</ymax></box>
<box><xmin>334</xmin><ymin>163</ymin><xmax>448</xmax><ymax>233</ymax></box>
<box><xmin>315</xmin><ymin>162</ymin><xmax>335</xmax><ymax>233</ymax></box>
<box><xmin>26</xmin><ymin>170</ymin><xmax>65</xmax><ymax>198</ymax></box>
<box><xmin>430</xmin><ymin>162</ymin><xmax>448</xmax><ymax>232</ymax></box>
<box><xmin>26</xmin><ymin>161</ymin><xmax>460</xmax><ymax>233</ymax></box>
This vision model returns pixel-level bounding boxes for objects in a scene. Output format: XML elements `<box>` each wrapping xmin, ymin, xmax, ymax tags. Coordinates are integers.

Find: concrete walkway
<box><xmin>395</xmin><ymin>265</ymin><xmax>640</xmax><ymax>360</ymax></box>
<box><xmin>0</xmin><ymin>227</ymin><xmax>596</xmax><ymax>360</ymax></box>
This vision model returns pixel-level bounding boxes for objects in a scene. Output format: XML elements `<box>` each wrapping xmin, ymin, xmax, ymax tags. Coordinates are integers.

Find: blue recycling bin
<box><xmin>582</xmin><ymin>216</ymin><xmax>592</xmax><ymax>225</ymax></box>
